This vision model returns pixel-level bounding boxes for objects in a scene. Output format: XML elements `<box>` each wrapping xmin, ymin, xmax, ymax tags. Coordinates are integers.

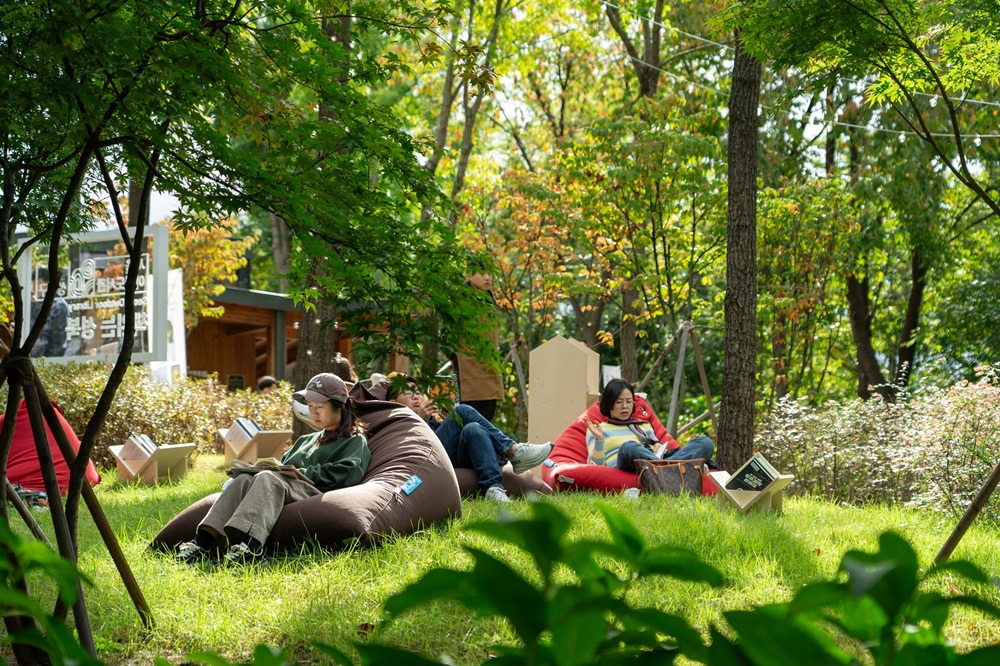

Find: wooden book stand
<box><xmin>708</xmin><ymin>470</ymin><xmax>795</xmax><ymax>513</ymax></box>
<box><xmin>216</xmin><ymin>428</ymin><xmax>292</xmax><ymax>463</ymax></box>
<box><xmin>109</xmin><ymin>440</ymin><xmax>196</xmax><ymax>485</ymax></box>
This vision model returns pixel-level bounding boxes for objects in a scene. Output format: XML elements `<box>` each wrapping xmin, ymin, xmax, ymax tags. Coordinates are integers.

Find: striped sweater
<box><xmin>586</xmin><ymin>420</ymin><xmax>660</xmax><ymax>467</ymax></box>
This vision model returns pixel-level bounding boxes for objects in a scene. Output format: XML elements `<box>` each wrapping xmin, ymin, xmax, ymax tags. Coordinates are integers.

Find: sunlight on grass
<box><xmin>10</xmin><ymin>453</ymin><xmax>1000</xmax><ymax>665</ymax></box>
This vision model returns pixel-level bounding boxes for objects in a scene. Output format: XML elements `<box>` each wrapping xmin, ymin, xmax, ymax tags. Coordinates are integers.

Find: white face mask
<box><xmin>292</xmin><ymin>400</ymin><xmax>319</xmax><ymax>429</ymax></box>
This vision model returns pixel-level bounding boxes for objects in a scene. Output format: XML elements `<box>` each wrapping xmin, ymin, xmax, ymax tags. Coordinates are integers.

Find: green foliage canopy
<box><xmin>728</xmin><ymin>0</ymin><xmax>1000</xmax><ymax>215</ymax></box>
<box><xmin>0</xmin><ymin>0</ymin><xmax>491</xmax><ymax>366</ymax></box>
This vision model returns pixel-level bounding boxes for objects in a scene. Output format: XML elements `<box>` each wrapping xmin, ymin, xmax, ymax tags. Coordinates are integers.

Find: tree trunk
<box><xmin>425</xmin><ymin>16</ymin><xmax>460</xmax><ymax>178</ymax></box>
<box><xmin>292</xmin><ymin>297</ymin><xmax>340</xmax><ymax>438</ymax></box>
<box><xmin>895</xmin><ymin>246</ymin><xmax>926</xmax><ymax>387</ymax></box>
<box><xmin>718</xmin><ymin>33</ymin><xmax>760</xmax><ymax>472</ymax></box>
<box><xmin>771</xmin><ymin>313</ymin><xmax>788</xmax><ymax>403</ymax></box>
<box><xmin>846</xmin><ymin>274</ymin><xmax>892</xmax><ymax>401</ymax></box>
<box><xmin>448</xmin><ymin>0</ymin><xmax>508</xmax><ymax>225</ymax></box>
<box><xmin>289</xmin><ymin>5</ymin><xmax>349</xmax><ymax>436</ymax></box>
<box><xmin>620</xmin><ymin>285</ymin><xmax>639</xmax><ymax>383</ymax></box>
<box><xmin>605</xmin><ymin>0</ymin><xmax>664</xmax><ymax>99</ymax></box>
<box><xmin>569</xmin><ymin>294</ymin><xmax>606</xmax><ymax>349</ymax></box>
<box><xmin>269</xmin><ymin>212</ymin><xmax>291</xmax><ymax>292</ymax></box>
<box><xmin>128</xmin><ymin>178</ymin><xmax>148</xmax><ymax>226</ymax></box>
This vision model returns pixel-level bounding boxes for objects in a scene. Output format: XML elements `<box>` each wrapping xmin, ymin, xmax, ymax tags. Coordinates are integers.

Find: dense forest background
<box><xmin>5</xmin><ymin>0</ymin><xmax>998</xmax><ymax>440</ymax></box>
<box><xmin>227</xmin><ymin>0</ymin><xmax>1000</xmax><ymax>435</ymax></box>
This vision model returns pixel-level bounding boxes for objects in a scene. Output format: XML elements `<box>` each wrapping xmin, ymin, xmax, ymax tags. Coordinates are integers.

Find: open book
<box><xmin>725</xmin><ymin>451</ymin><xmax>782</xmax><ymax>491</ymax></box>
<box><xmin>227</xmin><ymin>457</ymin><xmax>312</xmax><ymax>484</ymax></box>
<box><xmin>708</xmin><ymin>452</ymin><xmax>794</xmax><ymax>513</ymax></box>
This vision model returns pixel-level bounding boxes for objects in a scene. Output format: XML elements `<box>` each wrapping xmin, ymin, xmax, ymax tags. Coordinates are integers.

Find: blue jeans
<box><xmin>615</xmin><ymin>435</ymin><xmax>715</xmax><ymax>473</ymax></box>
<box><xmin>432</xmin><ymin>404</ymin><xmax>514</xmax><ymax>489</ymax></box>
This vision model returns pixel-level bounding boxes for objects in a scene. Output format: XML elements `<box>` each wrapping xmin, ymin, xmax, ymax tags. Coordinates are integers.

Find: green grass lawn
<box><xmin>12</xmin><ymin>453</ymin><xmax>1000</xmax><ymax>665</ymax></box>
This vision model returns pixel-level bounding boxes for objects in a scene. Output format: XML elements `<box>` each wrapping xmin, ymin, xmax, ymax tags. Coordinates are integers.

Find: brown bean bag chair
<box><xmin>149</xmin><ymin>384</ymin><xmax>462</xmax><ymax>552</ymax></box>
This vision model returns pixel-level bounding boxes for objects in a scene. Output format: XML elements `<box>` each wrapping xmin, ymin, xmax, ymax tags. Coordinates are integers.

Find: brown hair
<box><xmin>331</xmin><ymin>353</ymin><xmax>358</xmax><ymax>383</ymax></box>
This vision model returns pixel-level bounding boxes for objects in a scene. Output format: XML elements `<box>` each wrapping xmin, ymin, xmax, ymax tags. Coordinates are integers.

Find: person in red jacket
<box><xmin>585</xmin><ymin>378</ymin><xmax>714</xmax><ymax>473</ymax></box>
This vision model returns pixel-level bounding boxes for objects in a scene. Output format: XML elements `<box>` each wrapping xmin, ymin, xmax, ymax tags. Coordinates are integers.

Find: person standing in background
<box><xmin>29</xmin><ymin>267</ymin><xmax>69</xmax><ymax>358</ymax></box>
<box><xmin>452</xmin><ymin>260</ymin><xmax>504</xmax><ymax>422</ymax></box>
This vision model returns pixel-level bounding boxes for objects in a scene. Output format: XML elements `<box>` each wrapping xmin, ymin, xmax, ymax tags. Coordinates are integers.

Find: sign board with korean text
<box><xmin>17</xmin><ymin>225</ymin><xmax>169</xmax><ymax>363</ymax></box>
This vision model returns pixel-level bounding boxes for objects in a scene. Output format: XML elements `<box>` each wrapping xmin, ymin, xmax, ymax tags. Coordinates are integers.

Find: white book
<box><xmin>238</xmin><ymin>417</ymin><xmax>261</xmax><ymax>437</ymax></box>
<box><xmin>139</xmin><ymin>434</ymin><xmax>158</xmax><ymax>453</ymax></box>
<box><xmin>120</xmin><ymin>435</ymin><xmax>151</xmax><ymax>460</ymax></box>
<box><xmin>225</xmin><ymin>418</ymin><xmax>261</xmax><ymax>445</ymax></box>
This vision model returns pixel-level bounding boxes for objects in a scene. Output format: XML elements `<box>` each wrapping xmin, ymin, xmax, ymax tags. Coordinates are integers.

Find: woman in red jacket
<box><xmin>585</xmin><ymin>378</ymin><xmax>714</xmax><ymax>473</ymax></box>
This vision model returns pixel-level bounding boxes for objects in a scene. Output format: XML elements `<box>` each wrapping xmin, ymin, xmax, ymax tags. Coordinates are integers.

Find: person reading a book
<box><xmin>585</xmin><ymin>378</ymin><xmax>714</xmax><ymax>474</ymax></box>
<box><xmin>384</xmin><ymin>375</ymin><xmax>552</xmax><ymax>504</ymax></box>
<box><xmin>174</xmin><ymin>373</ymin><xmax>369</xmax><ymax>565</ymax></box>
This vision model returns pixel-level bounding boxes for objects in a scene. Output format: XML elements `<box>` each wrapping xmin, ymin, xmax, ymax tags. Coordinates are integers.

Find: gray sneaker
<box><xmin>509</xmin><ymin>441</ymin><xmax>553</xmax><ymax>473</ymax></box>
<box><xmin>484</xmin><ymin>485</ymin><xmax>512</xmax><ymax>503</ymax></box>
<box><xmin>222</xmin><ymin>541</ymin><xmax>264</xmax><ymax>565</ymax></box>
<box><xmin>174</xmin><ymin>540</ymin><xmax>210</xmax><ymax>564</ymax></box>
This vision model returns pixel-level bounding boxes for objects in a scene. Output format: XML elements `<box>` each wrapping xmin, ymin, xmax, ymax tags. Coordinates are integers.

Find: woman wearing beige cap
<box><xmin>174</xmin><ymin>373</ymin><xmax>369</xmax><ymax>566</ymax></box>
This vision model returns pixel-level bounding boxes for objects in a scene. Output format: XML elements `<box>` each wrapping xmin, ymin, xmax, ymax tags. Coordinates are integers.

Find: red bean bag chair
<box><xmin>5</xmin><ymin>399</ymin><xmax>101</xmax><ymax>494</ymax></box>
<box><xmin>541</xmin><ymin>396</ymin><xmax>716</xmax><ymax>495</ymax></box>
<box><xmin>150</xmin><ymin>383</ymin><xmax>463</xmax><ymax>553</ymax></box>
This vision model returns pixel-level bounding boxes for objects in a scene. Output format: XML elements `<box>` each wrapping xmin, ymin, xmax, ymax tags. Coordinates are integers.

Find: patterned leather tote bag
<box><xmin>634</xmin><ymin>458</ymin><xmax>704</xmax><ymax>496</ymax></box>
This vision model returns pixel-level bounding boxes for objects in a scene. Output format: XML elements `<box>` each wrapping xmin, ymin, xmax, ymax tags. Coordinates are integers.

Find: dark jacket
<box><xmin>281</xmin><ymin>430</ymin><xmax>370</xmax><ymax>492</ymax></box>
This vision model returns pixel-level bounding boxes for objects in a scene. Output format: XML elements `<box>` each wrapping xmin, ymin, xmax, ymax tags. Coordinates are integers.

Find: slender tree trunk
<box><xmin>718</xmin><ymin>33</ymin><xmax>760</xmax><ymax>472</ymax></box>
<box><xmin>620</xmin><ymin>286</ymin><xmax>639</xmax><ymax>383</ymax></box>
<box><xmin>569</xmin><ymin>294</ymin><xmax>606</xmax><ymax>349</ymax></box>
<box><xmin>291</xmin><ymin>4</ymin><xmax>350</xmax><ymax>436</ymax></box>
<box><xmin>448</xmin><ymin>0</ymin><xmax>508</xmax><ymax>226</ymax></box>
<box><xmin>603</xmin><ymin>1</ymin><xmax>663</xmax><ymax>377</ymax></box>
<box><xmin>771</xmin><ymin>314</ymin><xmax>788</xmax><ymax>402</ymax></box>
<box><xmin>269</xmin><ymin>212</ymin><xmax>291</xmax><ymax>292</ymax></box>
<box><xmin>128</xmin><ymin>178</ymin><xmax>148</xmax><ymax>226</ymax></box>
<box><xmin>846</xmin><ymin>274</ymin><xmax>891</xmax><ymax>400</ymax></box>
<box><xmin>896</xmin><ymin>247</ymin><xmax>926</xmax><ymax>387</ymax></box>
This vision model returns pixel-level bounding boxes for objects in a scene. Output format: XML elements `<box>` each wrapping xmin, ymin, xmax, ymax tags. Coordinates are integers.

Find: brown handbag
<box><xmin>634</xmin><ymin>458</ymin><xmax>705</xmax><ymax>496</ymax></box>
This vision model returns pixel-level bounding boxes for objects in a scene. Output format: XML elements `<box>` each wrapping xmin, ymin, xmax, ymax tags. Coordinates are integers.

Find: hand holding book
<box><xmin>228</xmin><ymin>458</ymin><xmax>313</xmax><ymax>484</ymax></box>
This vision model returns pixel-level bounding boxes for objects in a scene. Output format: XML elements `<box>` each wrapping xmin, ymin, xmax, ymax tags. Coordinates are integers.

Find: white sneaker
<box><xmin>509</xmin><ymin>441</ymin><xmax>553</xmax><ymax>473</ymax></box>
<box><xmin>484</xmin><ymin>485</ymin><xmax>512</xmax><ymax>503</ymax></box>
<box><xmin>622</xmin><ymin>487</ymin><xmax>641</xmax><ymax>500</ymax></box>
